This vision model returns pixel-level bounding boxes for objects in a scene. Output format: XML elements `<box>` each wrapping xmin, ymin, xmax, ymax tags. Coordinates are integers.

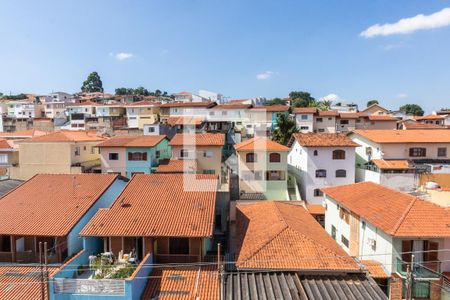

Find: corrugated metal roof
<box><xmin>222</xmin><ymin>272</ymin><xmax>388</xmax><ymax>300</ymax></box>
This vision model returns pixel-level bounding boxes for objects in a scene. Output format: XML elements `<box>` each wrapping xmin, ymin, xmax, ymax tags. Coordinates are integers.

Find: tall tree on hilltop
<box><xmin>272</xmin><ymin>114</ymin><xmax>298</xmax><ymax>145</ymax></box>
<box><xmin>289</xmin><ymin>91</ymin><xmax>316</xmax><ymax>108</ymax></box>
<box><xmin>81</xmin><ymin>72</ymin><xmax>103</xmax><ymax>93</ymax></box>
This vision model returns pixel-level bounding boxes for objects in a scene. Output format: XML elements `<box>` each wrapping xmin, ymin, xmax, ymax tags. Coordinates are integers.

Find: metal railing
<box><xmin>395</xmin><ymin>257</ymin><xmax>441</xmax><ymax>279</ymax></box>
<box><xmin>53</xmin><ymin>278</ymin><xmax>125</xmax><ymax>295</ymax></box>
<box><xmin>154</xmin><ymin>254</ymin><xmax>200</xmax><ymax>264</ymax></box>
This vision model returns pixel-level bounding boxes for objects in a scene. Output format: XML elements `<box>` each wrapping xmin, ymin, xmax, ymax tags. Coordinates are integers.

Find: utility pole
<box><xmin>405</xmin><ymin>254</ymin><xmax>415</xmax><ymax>300</ymax></box>
<box><xmin>39</xmin><ymin>242</ymin><xmax>44</xmax><ymax>300</ymax></box>
<box><xmin>44</xmin><ymin>242</ymin><xmax>48</xmax><ymax>300</ymax></box>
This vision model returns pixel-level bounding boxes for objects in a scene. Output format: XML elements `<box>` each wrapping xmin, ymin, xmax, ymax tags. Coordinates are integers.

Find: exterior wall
<box><xmin>236</xmin><ymin>149</ymin><xmax>288</xmax><ymax>200</ymax></box>
<box><xmin>100</xmin><ymin>147</ymin><xmax>127</xmax><ymax>176</ymax></box>
<box><xmin>294</xmin><ymin>113</ymin><xmax>314</xmax><ymax>132</ymax></box>
<box><xmin>336</xmin><ymin>118</ymin><xmax>356</xmax><ymax>133</ymax></box>
<box><xmin>355</xmin><ymin>168</ymin><xmax>417</xmax><ymax>191</ymax></box>
<box><xmin>324</xmin><ymin>197</ymin><xmax>351</xmax><ymax>253</ymax></box>
<box><xmin>288</xmin><ymin>141</ymin><xmax>356</xmax><ymax>204</ymax></box>
<box><xmin>125</xmin><ymin>140</ymin><xmax>171</xmax><ymax>177</ymax></box>
<box><xmin>358</xmin><ymin>120</ymin><xmax>397</xmax><ymax>130</ymax></box>
<box><xmin>67</xmin><ymin>178</ymin><xmax>127</xmax><ymax>256</ymax></box>
<box><xmin>314</xmin><ymin>116</ymin><xmax>336</xmax><ymax>133</ymax></box>
<box><xmin>70</xmin><ymin>142</ymin><xmax>101</xmax><ymax>165</ymax></box>
<box><xmin>171</xmin><ymin>145</ymin><xmax>223</xmax><ymax>178</ymax></box>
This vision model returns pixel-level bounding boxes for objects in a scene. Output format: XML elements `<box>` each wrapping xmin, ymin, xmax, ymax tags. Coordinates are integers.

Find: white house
<box><xmin>322</xmin><ymin>181</ymin><xmax>450</xmax><ymax>299</ymax></box>
<box><xmin>293</xmin><ymin>107</ymin><xmax>317</xmax><ymax>133</ymax></box>
<box><xmin>288</xmin><ymin>133</ymin><xmax>357</xmax><ymax>204</ymax></box>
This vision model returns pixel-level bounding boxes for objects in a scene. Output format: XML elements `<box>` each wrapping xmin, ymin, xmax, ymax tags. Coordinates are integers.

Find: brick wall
<box><xmin>389</xmin><ymin>274</ymin><xmax>403</xmax><ymax>300</ymax></box>
<box><xmin>430</xmin><ymin>278</ymin><xmax>443</xmax><ymax>300</ymax></box>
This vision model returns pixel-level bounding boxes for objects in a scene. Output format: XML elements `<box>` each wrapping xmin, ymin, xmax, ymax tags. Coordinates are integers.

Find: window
<box><xmin>266</xmin><ymin>170</ymin><xmax>285</xmax><ymax>181</ymax></box>
<box><xmin>242</xmin><ymin>171</ymin><xmax>262</xmax><ymax>181</ymax></box>
<box><xmin>341</xmin><ymin>235</ymin><xmax>349</xmax><ymax>248</ymax></box>
<box><xmin>74</xmin><ymin>147</ymin><xmax>80</xmax><ymax>156</ymax></box>
<box><xmin>409</xmin><ymin>147</ymin><xmax>426</xmax><ymax>157</ymax></box>
<box><xmin>340</xmin><ymin>120</ymin><xmax>349</xmax><ymax>125</ymax></box>
<box><xmin>269</xmin><ymin>153</ymin><xmax>281</xmax><ymax>163</ymax></box>
<box><xmin>315</xmin><ymin>169</ymin><xmax>327</xmax><ymax>178</ymax></box>
<box><xmin>365</xmin><ymin>147</ymin><xmax>372</xmax><ymax>156</ymax></box>
<box><xmin>0</xmin><ymin>154</ymin><xmax>8</xmax><ymax>164</ymax></box>
<box><xmin>332</xmin><ymin>149</ymin><xmax>346</xmax><ymax>160</ymax></box>
<box><xmin>83</xmin><ymin>146</ymin><xmax>87</xmax><ymax>151</ymax></box>
<box><xmin>300</xmin><ymin>126</ymin><xmax>309</xmax><ymax>130</ymax></box>
<box><xmin>318</xmin><ymin>129</ymin><xmax>325</xmax><ymax>132</ymax></box>
<box><xmin>203</xmin><ymin>170</ymin><xmax>215</xmax><ymax>174</ymax></box>
<box><xmin>316</xmin><ymin>117</ymin><xmax>323</xmax><ymax>122</ymax></box>
<box><xmin>155</xmin><ymin>150</ymin><xmax>160</xmax><ymax>159</ymax></box>
<box><xmin>148</xmin><ymin>127</ymin><xmax>156</xmax><ymax>133</ymax></box>
<box><xmin>128</xmin><ymin>152</ymin><xmax>147</xmax><ymax>161</ymax></box>
<box><xmin>331</xmin><ymin>225</ymin><xmax>337</xmax><ymax>240</ymax></box>
<box><xmin>180</xmin><ymin>149</ymin><xmax>189</xmax><ymax>158</ymax></box>
<box><xmin>203</xmin><ymin>151</ymin><xmax>213</xmax><ymax>158</ymax></box>
<box><xmin>246</xmin><ymin>152</ymin><xmax>256</xmax><ymax>163</ymax></box>
<box><xmin>169</xmin><ymin>238</ymin><xmax>189</xmax><ymax>255</ymax></box>
<box><xmin>91</xmin><ymin>147</ymin><xmax>96</xmax><ymax>154</ymax></box>
<box><xmin>301</xmin><ymin>114</ymin><xmax>308</xmax><ymax>120</ymax></box>
<box><xmin>438</xmin><ymin>147</ymin><xmax>447</xmax><ymax>157</ymax></box>
<box><xmin>313</xmin><ymin>150</ymin><xmax>318</xmax><ymax>156</ymax></box>
<box><xmin>313</xmin><ymin>189</ymin><xmax>323</xmax><ymax>197</ymax></box>
<box><xmin>339</xmin><ymin>207</ymin><xmax>350</xmax><ymax>224</ymax></box>
<box><xmin>336</xmin><ymin>169</ymin><xmax>347</xmax><ymax>178</ymax></box>
<box><xmin>109</xmin><ymin>153</ymin><xmax>119</xmax><ymax>160</ymax></box>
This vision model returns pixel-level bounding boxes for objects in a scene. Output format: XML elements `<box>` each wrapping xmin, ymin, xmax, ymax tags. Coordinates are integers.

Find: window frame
<box><xmin>332</xmin><ymin>149</ymin><xmax>346</xmax><ymax>160</ymax></box>
<box><xmin>336</xmin><ymin>169</ymin><xmax>347</xmax><ymax>178</ymax></box>
<box><xmin>246</xmin><ymin>152</ymin><xmax>256</xmax><ymax>163</ymax></box>
<box><xmin>315</xmin><ymin>169</ymin><xmax>327</xmax><ymax>178</ymax></box>
<box><xmin>269</xmin><ymin>152</ymin><xmax>281</xmax><ymax>163</ymax></box>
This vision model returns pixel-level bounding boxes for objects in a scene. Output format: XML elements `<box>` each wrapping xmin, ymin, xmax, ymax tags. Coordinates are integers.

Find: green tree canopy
<box><xmin>272</xmin><ymin>113</ymin><xmax>298</xmax><ymax>145</ymax></box>
<box><xmin>266</xmin><ymin>98</ymin><xmax>286</xmax><ymax>106</ymax></box>
<box><xmin>312</xmin><ymin>100</ymin><xmax>332</xmax><ymax>111</ymax></box>
<box><xmin>399</xmin><ymin>104</ymin><xmax>424</xmax><ymax>116</ymax></box>
<box><xmin>0</xmin><ymin>93</ymin><xmax>27</xmax><ymax>100</ymax></box>
<box><xmin>367</xmin><ymin>100</ymin><xmax>379</xmax><ymax>107</ymax></box>
<box><xmin>289</xmin><ymin>91</ymin><xmax>316</xmax><ymax>108</ymax></box>
<box><xmin>81</xmin><ymin>72</ymin><xmax>103</xmax><ymax>93</ymax></box>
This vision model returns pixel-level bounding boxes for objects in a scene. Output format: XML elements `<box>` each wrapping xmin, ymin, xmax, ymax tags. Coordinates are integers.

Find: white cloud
<box><xmin>361</xmin><ymin>7</ymin><xmax>450</xmax><ymax>38</ymax></box>
<box><xmin>320</xmin><ymin>93</ymin><xmax>340</xmax><ymax>102</ymax></box>
<box><xmin>256</xmin><ymin>71</ymin><xmax>274</xmax><ymax>80</ymax></box>
<box><xmin>397</xmin><ymin>93</ymin><xmax>408</xmax><ymax>99</ymax></box>
<box><xmin>110</xmin><ymin>52</ymin><xmax>134</xmax><ymax>61</ymax></box>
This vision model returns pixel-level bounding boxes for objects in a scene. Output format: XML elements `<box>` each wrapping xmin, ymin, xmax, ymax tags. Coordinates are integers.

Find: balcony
<box><xmin>395</xmin><ymin>257</ymin><xmax>441</xmax><ymax>279</ymax></box>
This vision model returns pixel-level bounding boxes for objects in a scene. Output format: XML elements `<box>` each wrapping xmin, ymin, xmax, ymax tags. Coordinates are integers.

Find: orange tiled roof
<box><xmin>160</xmin><ymin>101</ymin><xmax>216</xmax><ymax>108</ymax></box>
<box><xmin>371</xmin><ymin>159</ymin><xmax>412</xmax><ymax>170</ymax></box>
<box><xmin>127</xmin><ymin>100</ymin><xmax>161</xmax><ymax>106</ymax></box>
<box><xmin>402</xmin><ymin>121</ymin><xmax>445</xmax><ymax>129</ymax></box>
<box><xmin>251</xmin><ymin>105</ymin><xmax>289</xmax><ymax>112</ymax></box>
<box><xmin>21</xmin><ymin>130</ymin><xmax>105</xmax><ymax>143</ymax></box>
<box><xmin>66</xmin><ymin>101</ymin><xmax>98</xmax><ymax>107</ymax></box>
<box><xmin>367</xmin><ymin>115</ymin><xmax>398</xmax><ymax>121</ymax></box>
<box><xmin>0</xmin><ymin>129</ymin><xmax>47</xmax><ymax>138</ymax></box>
<box><xmin>0</xmin><ymin>265</ymin><xmax>60</xmax><ymax>300</ymax></box>
<box><xmin>352</xmin><ymin>129</ymin><xmax>450</xmax><ymax>143</ymax></box>
<box><xmin>321</xmin><ymin>182</ymin><xmax>450</xmax><ymax>237</ymax></box>
<box><xmin>318</xmin><ymin>110</ymin><xmax>339</xmax><ymax>117</ymax></box>
<box><xmin>415</xmin><ymin>114</ymin><xmax>446</xmax><ymax>120</ymax></box>
<box><xmin>0</xmin><ymin>138</ymin><xmax>14</xmax><ymax>149</ymax></box>
<box><xmin>293</xmin><ymin>107</ymin><xmax>317</xmax><ymax>114</ymax></box>
<box><xmin>97</xmin><ymin>135</ymin><xmax>166</xmax><ymax>147</ymax></box>
<box><xmin>169</xmin><ymin>133</ymin><xmax>225</xmax><ymax>147</ymax></box>
<box><xmin>0</xmin><ymin>174</ymin><xmax>118</xmax><ymax>236</ymax></box>
<box><xmin>80</xmin><ymin>174</ymin><xmax>218</xmax><ymax>237</ymax></box>
<box><xmin>290</xmin><ymin>133</ymin><xmax>359</xmax><ymax>147</ymax></box>
<box><xmin>306</xmin><ymin>204</ymin><xmax>326</xmax><ymax>215</ymax></box>
<box><xmin>211</xmin><ymin>104</ymin><xmax>252</xmax><ymax>109</ymax></box>
<box><xmin>361</xmin><ymin>260</ymin><xmax>389</xmax><ymax>279</ymax></box>
<box><xmin>235</xmin><ymin>201</ymin><xmax>360</xmax><ymax>271</ymax></box>
<box><xmin>234</xmin><ymin>137</ymin><xmax>289</xmax><ymax>152</ymax></box>
<box><xmin>339</xmin><ymin>112</ymin><xmax>360</xmax><ymax>119</ymax></box>
<box><xmin>155</xmin><ymin>159</ymin><xmax>197</xmax><ymax>173</ymax></box>
<box><xmin>141</xmin><ymin>266</ymin><xmax>219</xmax><ymax>300</ymax></box>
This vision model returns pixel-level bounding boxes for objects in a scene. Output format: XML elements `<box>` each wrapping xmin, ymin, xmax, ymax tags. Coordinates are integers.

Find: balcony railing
<box><xmin>53</xmin><ymin>278</ymin><xmax>125</xmax><ymax>295</ymax></box>
<box><xmin>395</xmin><ymin>257</ymin><xmax>441</xmax><ymax>279</ymax></box>
<box><xmin>154</xmin><ymin>254</ymin><xmax>200</xmax><ymax>264</ymax></box>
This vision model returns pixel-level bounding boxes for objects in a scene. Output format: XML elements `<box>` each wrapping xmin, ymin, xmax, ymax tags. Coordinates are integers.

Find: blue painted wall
<box><xmin>67</xmin><ymin>178</ymin><xmax>127</xmax><ymax>256</ymax></box>
<box><xmin>125</xmin><ymin>139</ymin><xmax>171</xmax><ymax>177</ymax></box>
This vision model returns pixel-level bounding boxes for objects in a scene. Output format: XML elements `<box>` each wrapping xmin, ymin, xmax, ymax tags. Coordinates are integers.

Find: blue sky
<box><xmin>1</xmin><ymin>0</ymin><xmax>450</xmax><ymax>112</ymax></box>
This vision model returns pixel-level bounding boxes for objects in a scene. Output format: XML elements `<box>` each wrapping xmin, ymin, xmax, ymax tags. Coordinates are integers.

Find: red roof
<box><xmin>290</xmin><ymin>133</ymin><xmax>359</xmax><ymax>147</ymax></box>
<box><xmin>371</xmin><ymin>159</ymin><xmax>412</xmax><ymax>170</ymax></box>
<box><xmin>0</xmin><ymin>129</ymin><xmax>47</xmax><ymax>138</ymax></box>
<box><xmin>352</xmin><ymin>129</ymin><xmax>450</xmax><ymax>143</ymax></box>
<box><xmin>339</xmin><ymin>113</ymin><xmax>360</xmax><ymax>119</ymax></box>
<box><xmin>21</xmin><ymin>130</ymin><xmax>105</xmax><ymax>143</ymax></box>
<box><xmin>80</xmin><ymin>174</ymin><xmax>218</xmax><ymax>237</ymax></box>
<box><xmin>169</xmin><ymin>133</ymin><xmax>225</xmax><ymax>147</ymax></box>
<box><xmin>160</xmin><ymin>101</ymin><xmax>216</xmax><ymax>108</ymax></box>
<box><xmin>293</xmin><ymin>107</ymin><xmax>317</xmax><ymax>114</ymax></box>
<box><xmin>318</xmin><ymin>110</ymin><xmax>339</xmax><ymax>117</ymax></box>
<box><xmin>0</xmin><ymin>139</ymin><xmax>14</xmax><ymax>149</ymax></box>
<box><xmin>211</xmin><ymin>104</ymin><xmax>252</xmax><ymax>109</ymax></box>
<box><xmin>367</xmin><ymin>115</ymin><xmax>398</xmax><ymax>121</ymax></box>
<box><xmin>415</xmin><ymin>114</ymin><xmax>446</xmax><ymax>120</ymax></box>
<box><xmin>322</xmin><ymin>182</ymin><xmax>450</xmax><ymax>237</ymax></box>
<box><xmin>234</xmin><ymin>137</ymin><xmax>289</xmax><ymax>151</ymax></box>
<box><xmin>155</xmin><ymin>159</ymin><xmax>197</xmax><ymax>173</ymax></box>
<box><xmin>97</xmin><ymin>135</ymin><xmax>166</xmax><ymax>147</ymax></box>
<box><xmin>251</xmin><ymin>105</ymin><xmax>289</xmax><ymax>112</ymax></box>
<box><xmin>0</xmin><ymin>174</ymin><xmax>118</xmax><ymax>236</ymax></box>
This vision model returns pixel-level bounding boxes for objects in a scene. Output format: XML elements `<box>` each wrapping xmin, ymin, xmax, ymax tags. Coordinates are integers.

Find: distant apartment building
<box><xmin>288</xmin><ymin>133</ymin><xmax>357</xmax><ymax>204</ymax></box>
<box><xmin>172</xmin><ymin>91</ymin><xmax>209</xmax><ymax>103</ymax></box>
<box><xmin>65</xmin><ymin>102</ymin><xmax>97</xmax><ymax>130</ymax></box>
<box><xmin>7</xmin><ymin>100</ymin><xmax>43</xmax><ymax>119</ymax></box>
<box><xmin>125</xmin><ymin>100</ymin><xmax>160</xmax><ymax>129</ymax></box>
<box><xmin>98</xmin><ymin>135</ymin><xmax>171</xmax><ymax>177</ymax></box>
<box><xmin>416</xmin><ymin>114</ymin><xmax>450</xmax><ymax>126</ymax></box>
<box><xmin>10</xmin><ymin>130</ymin><xmax>104</xmax><ymax>180</ymax></box>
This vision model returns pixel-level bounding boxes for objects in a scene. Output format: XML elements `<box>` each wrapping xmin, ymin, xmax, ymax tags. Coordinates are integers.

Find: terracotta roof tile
<box><xmin>293</xmin><ymin>107</ymin><xmax>317</xmax><ymax>114</ymax></box>
<box><xmin>321</xmin><ymin>182</ymin><xmax>450</xmax><ymax>237</ymax></box>
<box><xmin>0</xmin><ymin>129</ymin><xmax>47</xmax><ymax>138</ymax></box>
<box><xmin>234</xmin><ymin>137</ymin><xmax>289</xmax><ymax>152</ymax></box>
<box><xmin>0</xmin><ymin>265</ymin><xmax>60</xmax><ymax>300</ymax></box>
<box><xmin>361</xmin><ymin>260</ymin><xmax>389</xmax><ymax>279</ymax></box>
<box><xmin>371</xmin><ymin>159</ymin><xmax>412</xmax><ymax>170</ymax></box>
<box><xmin>160</xmin><ymin>101</ymin><xmax>216</xmax><ymax>108</ymax></box>
<box><xmin>415</xmin><ymin>114</ymin><xmax>446</xmax><ymax>120</ymax></box>
<box><xmin>155</xmin><ymin>159</ymin><xmax>197</xmax><ymax>173</ymax></box>
<box><xmin>352</xmin><ymin>129</ymin><xmax>450</xmax><ymax>143</ymax></box>
<box><xmin>251</xmin><ymin>105</ymin><xmax>289</xmax><ymax>112</ymax></box>
<box><xmin>169</xmin><ymin>133</ymin><xmax>225</xmax><ymax>147</ymax></box>
<box><xmin>127</xmin><ymin>100</ymin><xmax>161</xmax><ymax>107</ymax></box>
<box><xmin>290</xmin><ymin>133</ymin><xmax>359</xmax><ymax>147</ymax></box>
<box><xmin>80</xmin><ymin>174</ymin><xmax>218</xmax><ymax>237</ymax></box>
<box><xmin>367</xmin><ymin>115</ymin><xmax>398</xmax><ymax>121</ymax></box>
<box><xmin>235</xmin><ymin>201</ymin><xmax>360</xmax><ymax>271</ymax></box>
<box><xmin>97</xmin><ymin>135</ymin><xmax>166</xmax><ymax>147</ymax></box>
<box><xmin>0</xmin><ymin>138</ymin><xmax>14</xmax><ymax>149</ymax></box>
<box><xmin>318</xmin><ymin>110</ymin><xmax>339</xmax><ymax>117</ymax></box>
<box><xmin>0</xmin><ymin>174</ymin><xmax>118</xmax><ymax>236</ymax></box>
<box><xmin>306</xmin><ymin>204</ymin><xmax>326</xmax><ymax>215</ymax></box>
<box><xmin>402</xmin><ymin>121</ymin><xmax>445</xmax><ymax>129</ymax></box>
<box><xmin>339</xmin><ymin>113</ymin><xmax>360</xmax><ymax>119</ymax></box>
<box><xmin>211</xmin><ymin>104</ymin><xmax>252</xmax><ymax>109</ymax></box>
<box><xmin>22</xmin><ymin>130</ymin><xmax>105</xmax><ymax>143</ymax></box>
<box><xmin>141</xmin><ymin>266</ymin><xmax>219</xmax><ymax>300</ymax></box>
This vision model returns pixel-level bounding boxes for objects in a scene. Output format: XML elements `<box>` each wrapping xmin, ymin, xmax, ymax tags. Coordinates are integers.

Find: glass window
<box><xmin>341</xmin><ymin>235</ymin><xmax>349</xmax><ymax>247</ymax></box>
<box><xmin>203</xmin><ymin>151</ymin><xmax>213</xmax><ymax>158</ymax></box>
<box><xmin>313</xmin><ymin>150</ymin><xmax>318</xmax><ymax>156</ymax></box>
<box><xmin>331</xmin><ymin>225</ymin><xmax>336</xmax><ymax>240</ymax></box>
<box><xmin>316</xmin><ymin>117</ymin><xmax>323</xmax><ymax>122</ymax></box>
<box><xmin>74</xmin><ymin>147</ymin><xmax>80</xmax><ymax>156</ymax></box>
<box><xmin>301</xmin><ymin>114</ymin><xmax>308</xmax><ymax>120</ymax></box>
<box><xmin>0</xmin><ymin>154</ymin><xmax>8</xmax><ymax>164</ymax></box>
<box><xmin>180</xmin><ymin>149</ymin><xmax>189</xmax><ymax>158</ymax></box>
<box><xmin>313</xmin><ymin>189</ymin><xmax>323</xmax><ymax>197</ymax></box>
<box><xmin>409</xmin><ymin>147</ymin><xmax>426</xmax><ymax>157</ymax></box>
<box><xmin>340</xmin><ymin>120</ymin><xmax>349</xmax><ymax>125</ymax></box>
<box><xmin>438</xmin><ymin>147</ymin><xmax>447</xmax><ymax>157</ymax></box>
<box><xmin>128</xmin><ymin>152</ymin><xmax>147</xmax><ymax>161</ymax></box>
<box><xmin>315</xmin><ymin>169</ymin><xmax>327</xmax><ymax>178</ymax></box>
<box><xmin>266</xmin><ymin>170</ymin><xmax>285</xmax><ymax>181</ymax></box>
<box><xmin>155</xmin><ymin>150</ymin><xmax>160</xmax><ymax>159</ymax></box>
<box><xmin>336</xmin><ymin>169</ymin><xmax>347</xmax><ymax>178</ymax></box>
<box><xmin>246</xmin><ymin>152</ymin><xmax>256</xmax><ymax>163</ymax></box>
<box><xmin>109</xmin><ymin>153</ymin><xmax>119</xmax><ymax>160</ymax></box>
<box><xmin>332</xmin><ymin>149</ymin><xmax>346</xmax><ymax>160</ymax></box>
<box><xmin>269</xmin><ymin>153</ymin><xmax>281</xmax><ymax>163</ymax></box>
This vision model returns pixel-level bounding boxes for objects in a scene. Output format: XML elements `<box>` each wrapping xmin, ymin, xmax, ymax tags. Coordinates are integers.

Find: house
<box><xmin>172</xmin><ymin>91</ymin><xmax>209</xmax><ymax>103</ymax></box>
<box><xmin>361</xmin><ymin>103</ymin><xmax>392</xmax><ymax>116</ymax></box>
<box><xmin>293</xmin><ymin>107</ymin><xmax>317</xmax><ymax>133</ymax></box>
<box><xmin>356</xmin><ymin>115</ymin><xmax>398</xmax><ymax>130</ymax></box>
<box><xmin>95</xmin><ymin>103</ymin><xmax>127</xmax><ymax>131</ymax></box>
<box><xmin>65</xmin><ymin>102</ymin><xmax>97</xmax><ymax>130</ymax></box>
<box><xmin>322</xmin><ymin>182</ymin><xmax>450</xmax><ymax>300</ymax></box>
<box><xmin>288</xmin><ymin>133</ymin><xmax>357</xmax><ymax>204</ymax></box>
<box><xmin>350</xmin><ymin>129</ymin><xmax>450</xmax><ymax>175</ymax></box>
<box><xmin>0</xmin><ymin>139</ymin><xmax>18</xmax><ymax>178</ymax></box>
<box><xmin>234</xmin><ymin>137</ymin><xmax>290</xmax><ymax>200</ymax></box>
<box><xmin>247</xmin><ymin>105</ymin><xmax>289</xmax><ymax>135</ymax></box>
<box><xmin>7</xmin><ymin>100</ymin><xmax>43</xmax><ymax>119</ymax></box>
<box><xmin>206</xmin><ymin>103</ymin><xmax>252</xmax><ymax>134</ymax></box>
<box><xmin>416</xmin><ymin>114</ymin><xmax>450</xmax><ymax>126</ymax></box>
<box><xmin>169</xmin><ymin>133</ymin><xmax>225</xmax><ymax>181</ymax></box>
<box><xmin>160</xmin><ymin>101</ymin><xmax>216</xmax><ymax>123</ymax></box>
<box><xmin>314</xmin><ymin>110</ymin><xmax>339</xmax><ymax>133</ymax></box>
<box><xmin>125</xmin><ymin>100</ymin><xmax>160</xmax><ymax>129</ymax></box>
<box><xmin>9</xmin><ymin>130</ymin><xmax>105</xmax><ymax>180</ymax></box>
<box><xmin>97</xmin><ymin>135</ymin><xmax>171</xmax><ymax>177</ymax></box>
<box><xmin>398</xmin><ymin>119</ymin><xmax>446</xmax><ymax>130</ymax></box>
<box><xmin>336</xmin><ymin>112</ymin><xmax>359</xmax><ymax>133</ymax></box>
<box><xmin>0</xmin><ymin>173</ymin><xmax>126</xmax><ymax>263</ymax></box>
<box><xmin>362</xmin><ymin>159</ymin><xmax>417</xmax><ymax>191</ymax></box>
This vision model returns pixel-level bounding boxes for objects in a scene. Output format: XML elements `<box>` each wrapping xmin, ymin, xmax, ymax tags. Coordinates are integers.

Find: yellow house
<box><xmin>10</xmin><ymin>131</ymin><xmax>106</xmax><ymax>180</ymax></box>
<box><xmin>362</xmin><ymin>104</ymin><xmax>392</xmax><ymax>116</ymax></box>
<box><xmin>234</xmin><ymin>137</ymin><xmax>289</xmax><ymax>200</ymax></box>
<box><xmin>125</xmin><ymin>101</ymin><xmax>161</xmax><ymax>129</ymax></box>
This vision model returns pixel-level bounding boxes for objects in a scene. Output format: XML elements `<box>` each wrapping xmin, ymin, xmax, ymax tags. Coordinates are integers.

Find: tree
<box><xmin>400</xmin><ymin>104</ymin><xmax>424</xmax><ymax>116</ymax></box>
<box><xmin>154</xmin><ymin>89</ymin><xmax>162</xmax><ymax>97</ymax></box>
<box><xmin>115</xmin><ymin>88</ymin><xmax>133</xmax><ymax>95</ymax></box>
<box><xmin>266</xmin><ymin>98</ymin><xmax>286</xmax><ymax>106</ymax></box>
<box><xmin>133</xmin><ymin>86</ymin><xmax>150</xmax><ymax>96</ymax></box>
<box><xmin>272</xmin><ymin>114</ymin><xmax>298</xmax><ymax>145</ymax></box>
<box><xmin>289</xmin><ymin>91</ymin><xmax>316</xmax><ymax>108</ymax></box>
<box><xmin>81</xmin><ymin>72</ymin><xmax>103</xmax><ymax>93</ymax></box>
<box><xmin>367</xmin><ymin>100</ymin><xmax>379</xmax><ymax>107</ymax></box>
<box><xmin>314</xmin><ymin>100</ymin><xmax>332</xmax><ymax>111</ymax></box>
